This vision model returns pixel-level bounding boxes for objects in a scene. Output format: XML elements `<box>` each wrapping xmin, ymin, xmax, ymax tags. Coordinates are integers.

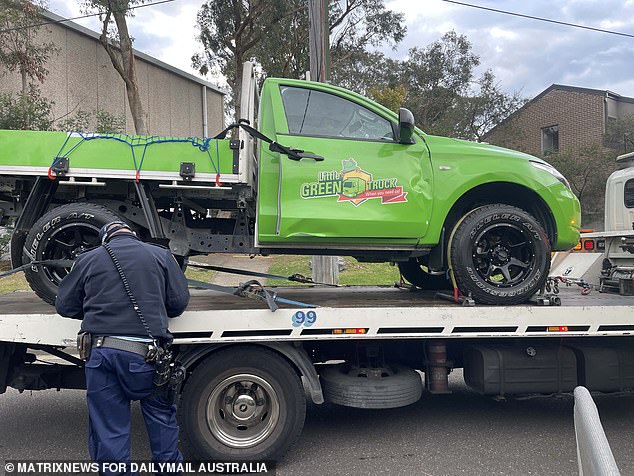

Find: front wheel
<box><xmin>449</xmin><ymin>204</ymin><xmax>550</xmax><ymax>305</ymax></box>
<box><xmin>179</xmin><ymin>346</ymin><xmax>306</xmax><ymax>462</ymax></box>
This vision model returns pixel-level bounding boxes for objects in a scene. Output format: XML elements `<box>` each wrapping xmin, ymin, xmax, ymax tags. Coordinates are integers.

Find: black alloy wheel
<box><xmin>23</xmin><ymin>203</ymin><xmax>124</xmax><ymax>304</ymax></box>
<box><xmin>449</xmin><ymin>204</ymin><xmax>550</xmax><ymax>305</ymax></box>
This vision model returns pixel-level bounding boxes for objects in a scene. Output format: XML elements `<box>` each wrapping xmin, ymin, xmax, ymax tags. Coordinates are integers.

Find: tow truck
<box><xmin>1</xmin><ymin>64</ymin><xmax>632</xmax><ymax>462</ymax></box>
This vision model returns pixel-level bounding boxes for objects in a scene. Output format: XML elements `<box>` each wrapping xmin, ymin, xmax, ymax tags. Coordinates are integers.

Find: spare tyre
<box><xmin>320</xmin><ymin>364</ymin><xmax>422</xmax><ymax>409</ymax></box>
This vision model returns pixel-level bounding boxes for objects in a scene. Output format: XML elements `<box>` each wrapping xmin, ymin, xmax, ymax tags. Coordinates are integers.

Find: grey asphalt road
<box><xmin>1</xmin><ymin>371</ymin><xmax>633</xmax><ymax>476</ymax></box>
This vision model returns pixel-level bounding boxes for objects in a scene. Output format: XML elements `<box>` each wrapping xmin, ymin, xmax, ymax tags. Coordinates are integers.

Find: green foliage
<box><xmin>441</xmin><ymin>70</ymin><xmax>527</xmax><ymax>142</ymax></box>
<box><xmin>95</xmin><ymin>110</ymin><xmax>126</xmax><ymax>133</ymax></box>
<box><xmin>368</xmin><ymin>84</ymin><xmax>407</xmax><ymax>113</ymax></box>
<box><xmin>604</xmin><ymin>114</ymin><xmax>634</xmax><ymax>153</ymax></box>
<box><xmin>332</xmin><ymin>31</ymin><xmax>524</xmax><ymax>140</ymax></box>
<box><xmin>0</xmin><ymin>0</ymin><xmax>58</xmax><ymax>93</ymax></box>
<box><xmin>56</xmin><ymin>109</ymin><xmax>92</xmax><ymax>132</ymax></box>
<box><xmin>55</xmin><ymin>109</ymin><xmax>126</xmax><ymax>133</ymax></box>
<box><xmin>0</xmin><ymin>85</ymin><xmax>53</xmax><ymax>130</ymax></box>
<box><xmin>546</xmin><ymin>144</ymin><xmax>616</xmax><ymax>227</ymax></box>
<box><xmin>193</xmin><ymin>0</ymin><xmax>406</xmax><ymax>119</ymax></box>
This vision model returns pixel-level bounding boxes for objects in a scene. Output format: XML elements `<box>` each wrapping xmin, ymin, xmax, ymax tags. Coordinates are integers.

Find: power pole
<box><xmin>308</xmin><ymin>0</ymin><xmax>339</xmax><ymax>285</ymax></box>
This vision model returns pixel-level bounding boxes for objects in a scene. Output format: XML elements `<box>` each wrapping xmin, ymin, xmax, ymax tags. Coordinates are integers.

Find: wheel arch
<box><xmin>442</xmin><ymin>181</ymin><xmax>557</xmax><ymax>247</ymax></box>
<box><xmin>177</xmin><ymin>342</ymin><xmax>324</xmax><ymax>404</ymax></box>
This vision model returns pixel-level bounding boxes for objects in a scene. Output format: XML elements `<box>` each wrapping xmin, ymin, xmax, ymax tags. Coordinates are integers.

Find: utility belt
<box><xmin>77</xmin><ymin>332</ymin><xmax>183</xmax><ymax>389</ymax></box>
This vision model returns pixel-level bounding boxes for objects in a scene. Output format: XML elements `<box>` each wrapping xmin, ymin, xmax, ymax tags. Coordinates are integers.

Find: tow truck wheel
<box><xmin>398</xmin><ymin>259</ymin><xmax>452</xmax><ymax>290</ymax></box>
<box><xmin>449</xmin><ymin>204</ymin><xmax>550</xmax><ymax>305</ymax></box>
<box><xmin>179</xmin><ymin>346</ymin><xmax>306</xmax><ymax>462</ymax></box>
<box><xmin>22</xmin><ymin>203</ymin><xmax>123</xmax><ymax>305</ymax></box>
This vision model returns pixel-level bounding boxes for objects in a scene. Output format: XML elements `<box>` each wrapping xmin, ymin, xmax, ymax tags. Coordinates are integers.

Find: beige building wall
<box><xmin>0</xmin><ymin>12</ymin><xmax>224</xmax><ymax>137</ymax></box>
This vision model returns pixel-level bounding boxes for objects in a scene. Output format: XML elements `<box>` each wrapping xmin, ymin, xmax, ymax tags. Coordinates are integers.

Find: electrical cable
<box><xmin>441</xmin><ymin>0</ymin><xmax>634</xmax><ymax>39</ymax></box>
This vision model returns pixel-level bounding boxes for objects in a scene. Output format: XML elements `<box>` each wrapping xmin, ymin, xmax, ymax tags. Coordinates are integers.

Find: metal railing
<box><xmin>574</xmin><ymin>386</ymin><xmax>621</xmax><ymax>476</ymax></box>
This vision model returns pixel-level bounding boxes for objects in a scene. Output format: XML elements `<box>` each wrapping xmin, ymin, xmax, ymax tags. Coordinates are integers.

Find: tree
<box><xmin>193</xmin><ymin>0</ymin><xmax>300</xmax><ymax>120</ymax></box>
<box><xmin>604</xmin><ymin>114</ymin><xmax>634</xmax><ymax>153</ymax></box>
<box><xmin>547</xmin><ymin>144</ymin><xmax>616</xmax><ymax>227</ymax></box>
<box><xmin>192</xmin><ymin>0</ymin><xmax>406</xmax><ymax>120</ymax></box>
<box><xmin>0</xmin><ymin>85</ymin><xmax>53</xmax><ymax>130</ymax></box>
<box><xmin>0</xmin><ymin>0</ymin><xmax>57</xmax><ymax>94</ymax></box>
<box><xmin>400</xmin><ymin>31</ymin><xmax>479</xmax><ymax>135</ymax></box>
<box><xmin>254</xmin><ymin>0</ymin><xmax>406</xmax><ymax>82</ymax></box>
<box><xmin>443</xmin><ymin>70</ymin><xmax>526</xmax><ymax>142</ymax></box>
<box><xmin>83</xmin><ymin>0</ymin><xmax>147</xmax><ymax>134</ymax></box>
<box><xmin>56</xmin><ymin>108</ymin><xmax>126</xmax><ymax>133</ymax></box>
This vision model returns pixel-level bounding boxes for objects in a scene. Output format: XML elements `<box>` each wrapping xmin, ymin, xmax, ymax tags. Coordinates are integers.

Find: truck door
<box><xmin>256</xmin><ymin>81</ymin><xmax>433</xmax><ymax>245</ymax></box>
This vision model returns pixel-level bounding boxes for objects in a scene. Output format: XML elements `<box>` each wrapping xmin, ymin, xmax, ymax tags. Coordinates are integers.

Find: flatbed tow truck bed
<box><xmin>2</xmin><ymin>287</ymin><xmax>634</xmax><ymax>347</ymax></box>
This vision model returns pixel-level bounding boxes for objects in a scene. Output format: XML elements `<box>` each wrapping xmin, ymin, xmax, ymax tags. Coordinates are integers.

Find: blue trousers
<box><xmin>85</xmin><ymin>348</ymin><xmax>182</xmax><ymax>476</ymax></box>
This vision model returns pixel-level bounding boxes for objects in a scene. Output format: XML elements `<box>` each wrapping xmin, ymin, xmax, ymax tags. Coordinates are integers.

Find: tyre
<box><xmin>449</xmin><ymin>204</ymin><xmax>550</xmax><ymax>305</ymax></box>
<box><xmin>320</xmin><ymin>364</ymin><xmax>422</xmax><ymax>409</ymax></box>
<box><xmin>23</xmin><ymin>203</ymin><xmax>123</xmax><ymax>305</ymax></box>
<box><xmin>179</xmin><ymin>346</ymin><xmax>306</xmax><ymax>462</ymax></box>
<box><xmin>398</xmin><ymin>259</ymin><xmax>452</xmax><ymax>290</ymax></box>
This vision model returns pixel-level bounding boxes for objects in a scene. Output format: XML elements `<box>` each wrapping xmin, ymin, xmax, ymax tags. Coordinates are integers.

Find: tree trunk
<box><xmin>20</xmin><ymin>68</ymin><xmax>27</xmax><ymax>95</ymax></box>
<box><xmin>112</xmin><ymin>8</ymin><xmax>147</xmax><ymax>135</ymax></box>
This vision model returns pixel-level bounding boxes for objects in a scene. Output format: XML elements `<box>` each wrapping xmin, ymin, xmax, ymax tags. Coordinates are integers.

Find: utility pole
<box><xmin>308</xmin><ymin>0</ymin><xmax>339</xmax><ymax>285</ymax></box>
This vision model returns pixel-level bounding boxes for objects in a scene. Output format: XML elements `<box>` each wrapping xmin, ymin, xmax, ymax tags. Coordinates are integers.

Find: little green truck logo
<box><xmin>300</xmin><ymin>159</ymin><xmax>407</xmax><ymax>206</ymax></box>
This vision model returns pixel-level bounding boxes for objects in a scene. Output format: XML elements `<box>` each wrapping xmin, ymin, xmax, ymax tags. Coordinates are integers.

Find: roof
<box><xmin>484</xmin><ymin>84</ymin><xmax>634</xmax><ymax>139</ymax></box>
<box><xmin>41</xmin><ymin>10</ymin><xmax>225</xmax><ymax>95</ymax></box>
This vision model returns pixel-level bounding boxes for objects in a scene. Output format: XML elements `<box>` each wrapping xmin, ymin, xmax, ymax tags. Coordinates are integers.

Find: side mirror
<box><xmin>397</xmin><ymin>108</ymin><xmax>415</xmax><ymax>144</ymax></box>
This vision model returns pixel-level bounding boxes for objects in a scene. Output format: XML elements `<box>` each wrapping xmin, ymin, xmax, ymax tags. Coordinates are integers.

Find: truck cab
<box><xmin>579</xmin><ymin>152</ymin><xmax>634</xmax><ymax>291</ymax></box>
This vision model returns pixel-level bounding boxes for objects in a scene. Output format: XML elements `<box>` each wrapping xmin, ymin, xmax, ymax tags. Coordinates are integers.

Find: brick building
<box><xmin>485</xmin><ymin>85</ymin><xmax>634</xmax><ymax>157</ymax></box>
<box><xmin>0</xmin><ymin>10</ymin><xmax>225</xmax><ymax>137</ymax></box>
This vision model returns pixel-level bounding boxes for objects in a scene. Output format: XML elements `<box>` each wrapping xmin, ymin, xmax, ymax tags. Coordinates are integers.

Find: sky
<box><xmin>45</xmin><ymin>0</ymin><xmax>634</xmax><ymax>99</ymax></box>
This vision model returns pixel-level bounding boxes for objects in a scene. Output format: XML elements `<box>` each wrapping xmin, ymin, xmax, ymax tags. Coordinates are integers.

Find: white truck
<box><xmin>550</xmin><ymin>151</ymin><xmax>634</xmax><ymax>295</ymax></box>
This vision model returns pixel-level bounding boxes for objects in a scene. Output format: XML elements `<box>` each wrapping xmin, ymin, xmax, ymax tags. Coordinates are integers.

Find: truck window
<box><xmin>280</xmin><ymin>86</ymin><xmax>394</xmax><ymax>141</ymax></box>
<box><xmin>625</xmin><ymin>179</ymin><xmax>634</xmax><ymax>208</ymax></box>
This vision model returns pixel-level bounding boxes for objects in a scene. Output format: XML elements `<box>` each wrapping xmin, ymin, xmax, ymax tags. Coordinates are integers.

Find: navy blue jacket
<box><xmin>55</xmin><ymin>234</ymin><xmax>190</xmax><ymax>339</ymax></box>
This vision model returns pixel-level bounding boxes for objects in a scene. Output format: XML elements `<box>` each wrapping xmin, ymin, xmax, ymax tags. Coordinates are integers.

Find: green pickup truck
<box><xmin>0</xmin><ymin>63</ymin><xmax>580</xmax><ymax>305</ymax></box>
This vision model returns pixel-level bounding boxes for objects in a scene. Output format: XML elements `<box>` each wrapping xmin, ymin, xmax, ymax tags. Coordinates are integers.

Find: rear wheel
<box><xmin>179</xmin><ymin>346</ymin><xmax>306</xmax><ymax>462</ymax></box>
<box><xmin>449</xmin><ymin>204</ymin><xmax>550</xmax><ymax>305</ymax></box>
<box><xmin>398</xmin><ymin>259</ymin><xmax>451</xmax><ymax>290</ymax></box>
<box><xmin>23</xmin><ymin>203</ymin><xmax>123</xmax><ymax>304</ymax></box>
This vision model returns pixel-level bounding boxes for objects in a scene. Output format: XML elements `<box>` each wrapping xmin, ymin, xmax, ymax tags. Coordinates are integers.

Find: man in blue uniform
<box><xmin>56</xmin><ymin>221</ymin><xmax>190</xmax><ymax>475</ymax></box>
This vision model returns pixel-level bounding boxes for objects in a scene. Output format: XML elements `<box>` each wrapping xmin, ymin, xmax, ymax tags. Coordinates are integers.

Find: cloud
<box><xmin>385</xmin><ymin>0</ymin><xmax>634</xmax><ymax>98</ymax></box>
<box><xmin>46</xmin><ymin>0</ymin><xmax>634</xmax><ymax>100</ymax></box>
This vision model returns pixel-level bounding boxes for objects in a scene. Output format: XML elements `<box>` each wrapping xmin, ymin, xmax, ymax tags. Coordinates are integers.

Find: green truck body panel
<box><xmin>0</xmin><ymin>77</ymin><xmax>580</xmax><ymax>252</ymax></box>
<box><xmin>0</xmin><ymin>130</ymin><xmax>235</xmax><ymax>176</ymax></box>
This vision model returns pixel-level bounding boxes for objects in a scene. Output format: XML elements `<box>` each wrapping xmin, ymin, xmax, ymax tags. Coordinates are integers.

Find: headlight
<box><xmin>530</xmin><ymin>160</ymin><xmax>571</xmax><ymax>190</ymax></box>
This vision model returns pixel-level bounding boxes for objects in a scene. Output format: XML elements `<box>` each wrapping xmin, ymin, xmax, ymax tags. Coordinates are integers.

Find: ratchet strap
<box><xmin>0</xmin><ymin>259</ymin><xmax>74</xmax><ymax>279</ymax></box>
<box><xmin>187</xmin><ymin>278</ymin><xmax>316</xmax><ymax>312</ymax></box>
<box><xmin>188</xmin><ymin>261</ymin><xmax>340</xmax><ymax>287</ymax></box>
<box><xmin>214</xmin><ymin>120</ymin><xmax>324</xmax><ymax>162</ymax></box>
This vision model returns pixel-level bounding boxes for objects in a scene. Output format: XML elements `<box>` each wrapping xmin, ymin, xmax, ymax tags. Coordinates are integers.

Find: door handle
<box><xmin>288</xmin><ymin>152</ymin><xmax>324</xmax><ymax>162</ymax></box>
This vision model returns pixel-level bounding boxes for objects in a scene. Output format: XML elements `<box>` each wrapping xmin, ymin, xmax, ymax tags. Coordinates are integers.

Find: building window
<box><xmin>625</xmin><ymin>179</ymin><xmax>634</xmax><ymax>209</ymax></box>
<box><xmin>542</xmin><ymin>125</ymin><xmax>559</xmax><ymax>155</ymax></box>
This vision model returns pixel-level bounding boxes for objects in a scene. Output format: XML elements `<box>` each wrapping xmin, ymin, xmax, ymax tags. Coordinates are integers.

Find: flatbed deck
<box><xmin>1</xmin><ymin>287</ymin><xmax>634</xmax><ymax>347</ymax></box>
